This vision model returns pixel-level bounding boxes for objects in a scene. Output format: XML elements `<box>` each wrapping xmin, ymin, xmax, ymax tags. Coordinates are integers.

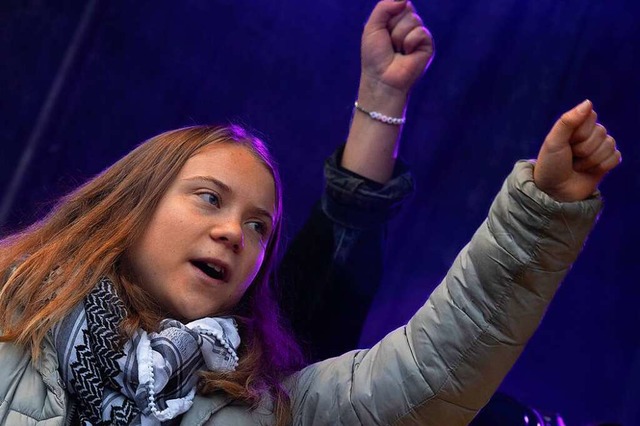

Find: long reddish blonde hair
<box><xmin>0</xmin><ymin>125</ymin><xmax>303</xmax><ymax>424</ymax></box>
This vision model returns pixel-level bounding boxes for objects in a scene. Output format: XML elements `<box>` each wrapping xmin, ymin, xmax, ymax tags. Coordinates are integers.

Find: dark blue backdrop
<box><xmin>2</xmin><ymin>1</ymin><xmax>639</xmax><ymax>424</ymax></box>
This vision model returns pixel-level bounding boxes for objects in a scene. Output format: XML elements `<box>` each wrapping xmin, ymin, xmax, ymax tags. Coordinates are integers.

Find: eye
<box><xmin>247</xmin><ymin>221</ymin><xmax>267</xmax><ymax>236</ymax></box>
<box><xmin>198</xmin><ymin>192</ymin><xmax>220</xmax><ymax>207</ymax></box>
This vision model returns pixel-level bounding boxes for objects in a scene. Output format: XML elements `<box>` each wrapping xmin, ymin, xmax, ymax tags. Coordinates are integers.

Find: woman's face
<box><xmin>125</xmin><ymin>143</ymin><xmax>277</xmax><ymax>320</ymax></box>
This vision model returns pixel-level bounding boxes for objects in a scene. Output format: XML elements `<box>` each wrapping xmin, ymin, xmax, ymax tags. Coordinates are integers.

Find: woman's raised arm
<box><xmin>342</xmin><ymin>0</ymin><xmax>433</xmax><ymax>183</ymax></box>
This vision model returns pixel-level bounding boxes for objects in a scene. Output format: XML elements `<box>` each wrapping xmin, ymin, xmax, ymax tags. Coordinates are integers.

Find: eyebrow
<box><xmin>187</xmin><ymin>175</ymin><xmax>232</xmax><ymax>194</ymax></box>
<box><xmin>185</xmin><ymin>175</ymin><xmax>275</xmax><ymax>224</ymax></box>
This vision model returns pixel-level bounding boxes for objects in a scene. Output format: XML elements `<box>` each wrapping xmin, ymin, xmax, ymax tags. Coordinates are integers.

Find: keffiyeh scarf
<box><xmin>52</xmin><ymin>277</ymin><xmax>240</xmax><ymax>425</ymax></box>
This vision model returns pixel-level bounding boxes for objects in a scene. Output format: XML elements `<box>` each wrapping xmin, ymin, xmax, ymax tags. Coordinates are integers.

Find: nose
<box><xmin>211</xmin><ymin>221</ymin><xmax>244</xmax><ymax>253</ymax></box>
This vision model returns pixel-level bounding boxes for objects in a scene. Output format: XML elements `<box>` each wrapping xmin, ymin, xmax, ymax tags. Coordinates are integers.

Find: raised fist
<box><xmin>361</xmin><ymin>0</ymin><xmax>434</xmax><ymax>97</ymax></box>
<box><xmin>534</xmin><ymin>100</ymin><xmax>622</xmax><ymax>202</ymax></box>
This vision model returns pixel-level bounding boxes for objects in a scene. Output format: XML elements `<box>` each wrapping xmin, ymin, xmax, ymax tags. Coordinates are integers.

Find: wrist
<box><xmin>357</xmin><ymin>74</ymin><xmax>409</xmax><ymax>116</ymax></box>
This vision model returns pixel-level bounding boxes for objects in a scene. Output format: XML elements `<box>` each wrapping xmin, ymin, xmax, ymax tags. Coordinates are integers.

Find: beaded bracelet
<box><xmin>354</xmin><ymin>101</ymin><xmax>406</xmax><ymax>126</ymax></box>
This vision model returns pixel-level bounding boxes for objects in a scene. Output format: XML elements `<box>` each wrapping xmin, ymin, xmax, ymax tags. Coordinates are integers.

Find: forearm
<box><xmin>342</xmin><ymin>0</ymin><xmax>434</xmax><ymax>184</ymax></box>
<box><xmin>342</xmin><ymin>76</ymin><xmax>408</xmax><ymax>184</ymax></box>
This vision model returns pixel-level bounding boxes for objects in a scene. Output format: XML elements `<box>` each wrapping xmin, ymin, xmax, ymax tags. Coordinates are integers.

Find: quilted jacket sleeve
<box><xmin>287</xmin><ymin>161</ymin><xmax>602</xmax><ymax>426</ymax></box>
<box><xmin>0</xmin><ymin>333</ymin><xmax>67</xmax><ymax>425</ymax></box>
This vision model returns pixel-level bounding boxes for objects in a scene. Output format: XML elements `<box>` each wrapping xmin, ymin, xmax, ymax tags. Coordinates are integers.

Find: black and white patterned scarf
<box><xmin>52</xmin><ymin>277</ymin><xmax>240</xmax><ymax>425</ymax></box>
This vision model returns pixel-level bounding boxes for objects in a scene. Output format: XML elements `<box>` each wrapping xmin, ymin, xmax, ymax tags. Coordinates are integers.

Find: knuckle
<box><xmin>574</xmin><ymin>159</ymin><xmax>589</xmax><ymax>172</ymax></box>
<box><xmin>573</xmin><ymin>142</ymin><xmax>590</xmax><ymax>157</ymax></box>
<box><xmin>606</xmin><ymin>136</ymin><xmax>616</xmax><ymax>150</ymax></box>
<box><xmin>559</xmin><ymin>114</ymin><xmax>572</xmax><ymax>128</ymax></box>
<box><xmin>600</xmin><ymin>160</ymin><xmax>613</xmax><ymax>173</ymax></box>
<box><xmin>595</xmin><ymin>163</ymin><xmax>609</xmax><ymax>174</ymax></box>
<box><xmin>414</xmin><ymin>26</ymin><xmax>428</xmax><ymax>40</ymax></box>
<box><xmin>585</xmin><ymin>156</ymin><xmax>597</xmax><ymax>167</ymax></box>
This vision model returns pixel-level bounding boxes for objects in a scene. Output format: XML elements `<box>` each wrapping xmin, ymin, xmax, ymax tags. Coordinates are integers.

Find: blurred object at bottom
<box><xmin>470</xmin><ymin>392</ymin><xmax>566</xmax><ymax>426</ymax></box>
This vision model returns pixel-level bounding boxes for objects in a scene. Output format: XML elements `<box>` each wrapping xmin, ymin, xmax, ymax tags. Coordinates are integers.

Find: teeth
<box><xmin>207</xmin><ymin>263</ymin><xmax>223</xmax><ymax>274</ymax></box>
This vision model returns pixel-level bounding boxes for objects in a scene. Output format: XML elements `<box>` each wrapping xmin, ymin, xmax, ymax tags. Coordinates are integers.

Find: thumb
<box><xmin>544</xmin><ymin>99</ymin><xmax>593</xmax><ymax>151</ymax></box>
<box><xmin>366</xmin><ymin>0</ymin><xmax>407</xmax><ymax>31</ymax></box>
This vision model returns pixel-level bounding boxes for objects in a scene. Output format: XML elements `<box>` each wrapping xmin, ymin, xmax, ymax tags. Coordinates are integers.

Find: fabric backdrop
<box><xmin>2</xmin><ymin>1</ymin><xmax>638</xmax><ymax>424</ymax></box>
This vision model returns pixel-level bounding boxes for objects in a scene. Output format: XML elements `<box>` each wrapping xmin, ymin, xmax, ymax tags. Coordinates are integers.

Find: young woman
<box><xmin>0</xmin><ymin>1</ymin><xmax>621</xmax><ymax>425</ymax></box>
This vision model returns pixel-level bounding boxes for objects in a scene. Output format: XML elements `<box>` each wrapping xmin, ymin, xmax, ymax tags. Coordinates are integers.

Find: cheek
<box><xmin>239</xmin><ymin>249</ymin><xmax>267</xmax><ymax>294</ymax></box>
<box><xmin>127</xmin><ymin>212</ymin><xmax>185</xmax><ymax>285</ymax></box>
<box><xmin>250</xmin><ymin>249</ymin><xmax>266</xmax><ymax>282</ymax></box>
<box><xmin>126</xmin><ymin>236</ymin><xmax>164</xmax><ymax>296</ymax></box>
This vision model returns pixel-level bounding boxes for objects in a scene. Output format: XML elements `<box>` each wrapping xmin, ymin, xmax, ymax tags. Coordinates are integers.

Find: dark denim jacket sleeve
<box><xmin>322</xmin><ymin>146</ymin><xmax>414</xmax><ymax>230</ymax></box>
<box><xmin>278</xmin><ymin>146</ymin><xmax>414</xmax><ymax>362</ymax></box>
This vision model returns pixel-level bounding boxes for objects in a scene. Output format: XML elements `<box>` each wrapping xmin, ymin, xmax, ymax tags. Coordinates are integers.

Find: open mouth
<box><xmin>192</xmin><ymin>260</ymin><xmax>226</xmax><ymax>281</ymax></box>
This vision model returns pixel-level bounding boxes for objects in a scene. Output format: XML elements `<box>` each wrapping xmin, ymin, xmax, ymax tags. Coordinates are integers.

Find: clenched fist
<box><xmin>360</xmin><ymin>0</ymin><xmax>434</xmax><ymax>98</ymax></box>
<box><xmin>534</xmin><ymin>100</ymin><xmax>622</xmax><ymax>202</ymax></box>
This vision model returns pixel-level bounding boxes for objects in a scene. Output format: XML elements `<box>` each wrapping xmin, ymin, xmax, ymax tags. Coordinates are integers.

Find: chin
<box><xmin>181</xmin><ymin>309</ymin><xmax>210</xmax><ymax>321</ymax></box>
<box><xmin>182</xmin><ymin>305</ymin><xmax>228</xmax><ymax>321</ymax></box>
<box><xmin>167</xmin><ymin>305</ymin><xmax>206</xmax><ymax>322</ymax></box>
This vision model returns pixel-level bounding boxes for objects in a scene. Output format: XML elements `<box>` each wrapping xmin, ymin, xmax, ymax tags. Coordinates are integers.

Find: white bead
<box><xmin>353</xmin><ymin>101</ymin><xmax>404</xmax><ymax>126</ymax></box>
